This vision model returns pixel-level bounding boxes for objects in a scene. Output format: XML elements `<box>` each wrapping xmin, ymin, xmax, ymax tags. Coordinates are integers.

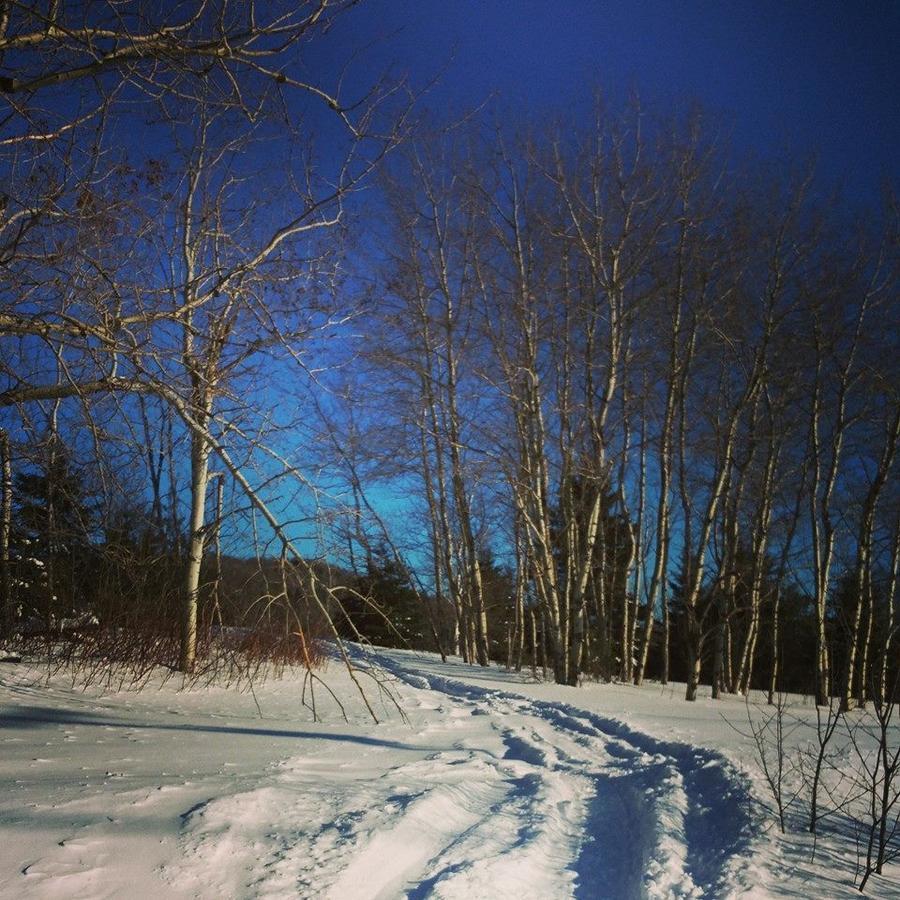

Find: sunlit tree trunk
<box><xmin>843</xmin><ymin>405</ymin><xmax>899</xmax><ymax>709</ymax></box>
<box><xmin>737</xmin><ymin>420</ymin><xmax>780</xmax><ymax>696</ymax></box>
<box><xmin>808</xmin><ymin>303</ymin><xmax>866</xmax><ymax>705</ymax></box>
<box><xmin>0</xmin><ymin>429</ymin><xmax>11</xmax><ymax>640</ymax></box>
<box><xmin>181</xmin><ymin>396</ymin><xmax>211</xmax><ymax>674</ymax></box>
<box><xmin>880</xmin><ymin>518</ymin><xmax>900</xmax><ymax>704</ymax></box>
<box><xmin>683</xmin><ymin>331</ymin><xmax>766</xmax><ymax>701</ymax></box>
<box><xmin>626</xmin><ymin>395</ymin><xmax>648</xmax><ymax>683</ymax></box>
<box><xmin>712</xmin><ymin>450</ymin><xmax>740</xmax><ymax>701</ymax></box>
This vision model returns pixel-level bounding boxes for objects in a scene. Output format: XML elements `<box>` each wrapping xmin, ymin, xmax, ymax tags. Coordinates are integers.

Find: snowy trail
<box><xmin>1</xmin><ymin>651</ymin><xmax>771</xmax><ymax>899</ymax></box>
<box><xmin>371</xmin><ymin>651</ymin><xmax>755</xmax><ymax>900</ymax></box>
<box><xmin>119</xmin><ymin>647</ymin><xmax>763</xmax><ymax>899</ymax></box>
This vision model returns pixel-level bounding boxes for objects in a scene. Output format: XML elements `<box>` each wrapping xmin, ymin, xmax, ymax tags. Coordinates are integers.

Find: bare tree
<box><xmin>800</xmin><ymin>696</ymin><xmax>844</xmax><ymax>837</ymax></box>
<box><xmin>850</xmin><ymin>683</ymin><xmax>900</xmax><ymax>893</ymax></box>
<box><xmin>1</xmin><ymin>1</ymin><xmax>411</xmax><ymax>679</ymax></box>
<box><xmin>842</xmin><ymin>403</ymin><xmax>900</xmax><ymax>710</ymax></box>
<box><xmin>0</xmin><ymin>428</ymin><xmax>11</xmax><ymax>640</ymax></box>
<box><xmin>727</xmin><ymin>693</ymin><xmax>799</xmax><ymax>834</ymax></box>
<box><xmin>367</xmin><ymin>139</ymin><xmax>493</xmax><ymax>665</ymax></box>
<box><xmin>806</xmin><ymin>289</ymin><xmax>868</xmax><ymax>706</ymax></box>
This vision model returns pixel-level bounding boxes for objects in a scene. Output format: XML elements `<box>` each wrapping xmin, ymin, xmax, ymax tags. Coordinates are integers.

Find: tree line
<box><xmin>0</xmin><ymin>3</ymin><xmax>896</xmax><ymax>709</ymax></box>
<box><xmin>337</xmin><ymin>114</ymin><xmax>899</xmax><ymax>706</ymax></box>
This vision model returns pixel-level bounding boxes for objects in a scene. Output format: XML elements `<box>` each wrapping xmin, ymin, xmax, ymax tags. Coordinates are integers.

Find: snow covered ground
<box><xmin>0</xmin><ymin>649</ymin><xmax>897</xmax><ymax>899</ymax></box>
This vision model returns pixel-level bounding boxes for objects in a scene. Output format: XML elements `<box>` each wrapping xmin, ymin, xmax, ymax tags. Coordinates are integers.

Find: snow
<box><xmin>0</xmin><ymin>649</ymin><xmax>897</xmax><ymax>899</ymax></box>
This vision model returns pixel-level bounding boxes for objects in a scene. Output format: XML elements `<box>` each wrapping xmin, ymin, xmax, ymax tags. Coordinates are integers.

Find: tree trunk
<box><xmin>685</xmin><ymin>612</ymin><xmax>703</xmax><ymax>702</ymax></box>
<box><xmin>539</xmin><ymin>606</ymin><xmax>548</xmax><ymax>680</ymax></box>
<box><xmin>661</xmin><ymin>580</ymin><xmax>670</xmax><ymax>685</ymax></box>
<box><xmin>711</xmin><ymin>593</ymin><xmax>726</xmax><ymax>700</ymax></box>
<box><xmin>881</xmin><ymin>520</ymin><xmax>900</xmax><ymax>704</ymax></box>
<box><xmin>0</xmin><ymin>429</ymin><xmax>11</xmax><ymax>640</ymax></box>
<box><xmin>842</xmin><ymin>406</ymin><xmax>899</xmax><ymax>710</ymax></box>
<box><xmin>181</xmin><ymin>415</ymin><xmax>210</xmax><ymax>674</ymax></box>
<box><xmin>808</xmin><ymin>295</ymin><xmax>869</xmax><ymax>705</ymax></box>
<box><xmin>513</xmin><ymin>527</ymin><xmax>526</xmax><ymax>671</ymax></box>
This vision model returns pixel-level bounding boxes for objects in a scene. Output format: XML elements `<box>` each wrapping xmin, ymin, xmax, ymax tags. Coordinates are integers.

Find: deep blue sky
<box><xmin>325</xmin><ymin>0</ymin><xmax>899</xmax><ymax>206</ymax></box>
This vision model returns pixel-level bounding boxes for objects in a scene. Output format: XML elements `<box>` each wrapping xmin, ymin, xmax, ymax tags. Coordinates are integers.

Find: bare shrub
<box><xmin>726</xmin><ymin>692</ymin><xmax>801</xmax><ymax>833</ymax></box>
<box><xmin>847</xmin><ymin>677</ymin><xmax>900</xmax><ymax>893</ymax></box>
<box><xmin>799</xmin><ymin>696</ymin><xmax>844</xmax><ymax>837</ymax></box>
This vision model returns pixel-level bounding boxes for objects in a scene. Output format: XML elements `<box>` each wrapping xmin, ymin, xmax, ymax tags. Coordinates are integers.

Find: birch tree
<box><xmin>0</xmin><ymin>0</ymin><xmax>410</xmax><ymax>674</ymax></box>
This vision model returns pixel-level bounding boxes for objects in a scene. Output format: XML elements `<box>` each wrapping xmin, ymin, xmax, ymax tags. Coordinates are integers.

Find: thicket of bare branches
<box><xmin>724</xmin><ymin>683</ymin><xmax>899</xmax><ymax>894</ymax></box>
<box><xmin>334</xmin><ymin>108</ymin><xmax>899</xmax><ymax>701</ymax></box>
<box><xmin>0</xmin><ymin>1</ymin><xmax>413</xmax><ymax>708</ymax></box>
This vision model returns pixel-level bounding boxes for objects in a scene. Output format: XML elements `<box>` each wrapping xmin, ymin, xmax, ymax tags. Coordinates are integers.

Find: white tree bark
<box><xmin>0</xmin><ymin>428</ymin><xmax>11</xmax><ymax>639</ymax></box>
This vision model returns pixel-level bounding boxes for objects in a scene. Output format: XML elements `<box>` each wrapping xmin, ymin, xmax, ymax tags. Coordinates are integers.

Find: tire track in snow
<box><xmin>522</xmin><ymin>700</ymin><xmax>751</xmax><ymax>898</ymax></box>
<box><xmin>173</xmin><ymin>739</ymin><xmax>580</xmax><ymax>899</ymax></box>
<box><xmin>376</xmin><ymin>651</ymin><xmax>753</xmax><ymax>899</ymax></box>
<box><xmin>170</xmin><ymin>651</ymin><xmax>753</xmax><ymax>898</ymax></box>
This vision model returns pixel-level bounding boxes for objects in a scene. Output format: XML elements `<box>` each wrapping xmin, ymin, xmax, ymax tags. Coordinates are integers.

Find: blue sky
<box><xmin>321</xmin><ymin>0</ymin><xmax>899</xmax><ymax>207</ymax></box>
<box><xmin>293</xmin><ymin>0</ymin><xmax>900</xmax><ymax>576</ymax></box>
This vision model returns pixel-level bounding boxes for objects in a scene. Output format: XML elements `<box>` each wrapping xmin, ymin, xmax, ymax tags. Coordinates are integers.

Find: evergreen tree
<box><xmin>12</xmin><ymin>450</ymin><xmax>97</xmax><ymax>631</ymax></box>
<box><xmin>340</xmin><ymin>545</ymin><xmax>431</xmax><ymax>649</ymax></box>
